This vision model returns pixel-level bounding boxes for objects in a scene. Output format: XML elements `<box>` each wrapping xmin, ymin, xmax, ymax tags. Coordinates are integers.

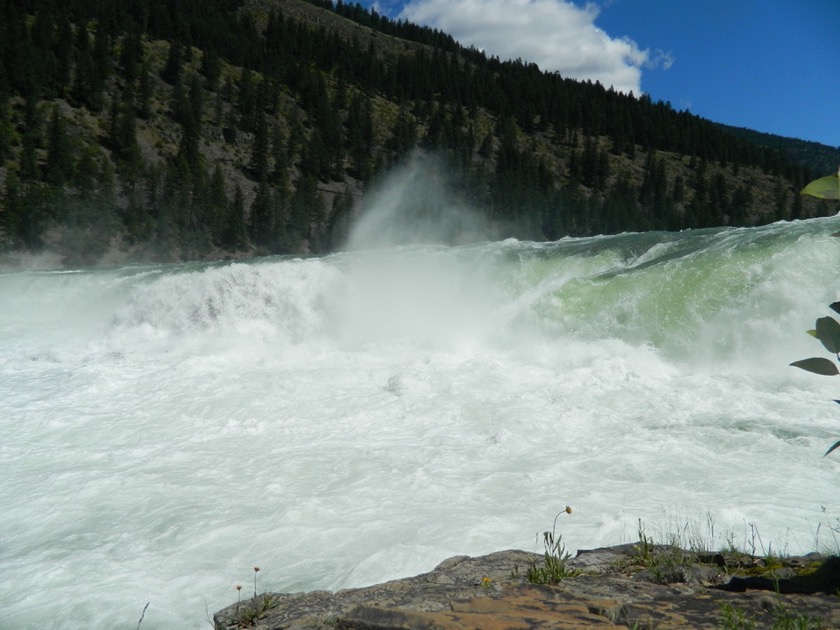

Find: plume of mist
<box><xmin>343</xmin><ymin>151</ymin><xmax>493</xmax><ymax>251</ymax></box>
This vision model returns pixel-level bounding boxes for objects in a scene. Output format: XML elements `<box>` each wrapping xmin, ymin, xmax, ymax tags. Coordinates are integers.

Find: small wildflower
<box><xmin>481</xmin><ymin>577</ymin><xmax>492</xmax><ymax>588</ymax></box>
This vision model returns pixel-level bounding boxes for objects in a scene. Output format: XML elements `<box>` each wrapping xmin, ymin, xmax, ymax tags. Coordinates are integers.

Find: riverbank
<box><xmin>212</xmin><ymin>544</ymin><xmax>840</xmax><ymax>629</ymax></box>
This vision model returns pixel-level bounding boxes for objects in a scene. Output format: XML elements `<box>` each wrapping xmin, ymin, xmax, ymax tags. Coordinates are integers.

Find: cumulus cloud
<box><xmin>399</xmin><ymin>0</ymin><xmax>667</xmax><ymax>95</ymax></box>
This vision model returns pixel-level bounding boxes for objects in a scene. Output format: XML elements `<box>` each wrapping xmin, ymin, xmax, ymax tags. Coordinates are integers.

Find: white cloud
<box><xmin>399</xmin><ymin>0</ymin><xmax>664</xmax><ymax>95</ymax></box>
<box><xmin>648</xmin><ymin>49</ymin><xmax>673</xmax><ymax>71</ymax></box>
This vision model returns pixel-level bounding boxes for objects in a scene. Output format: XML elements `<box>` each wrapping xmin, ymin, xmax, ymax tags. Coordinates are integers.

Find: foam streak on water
<box><xmin>2</xmin><ymin>219</ymin><xmax>840</xmax><ymax>628</ymax></box>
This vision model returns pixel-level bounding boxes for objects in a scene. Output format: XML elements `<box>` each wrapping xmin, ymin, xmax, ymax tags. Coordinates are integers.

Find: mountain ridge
<box><xmin>0</xmin><ymin>0</ymin><xmax>835</xmax><ymax>268</ymax></box>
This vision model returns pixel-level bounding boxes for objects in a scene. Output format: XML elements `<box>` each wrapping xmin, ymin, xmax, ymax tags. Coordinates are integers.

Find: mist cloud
<box><xmin>400</xmin><ymin>0</ymin><xmax>668</xmax><ymax>95</ymax></box>
<box><xmin>344</xmin><ymin>152</ymin><xmax>491</xmax><ymax>251</ymax></box>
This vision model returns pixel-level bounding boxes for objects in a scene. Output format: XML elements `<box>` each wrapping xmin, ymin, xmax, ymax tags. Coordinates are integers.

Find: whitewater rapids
<box><xmin>2</xmin><ymin>218</ymin><xmax>840</xmax><ymax>628</ymax></box>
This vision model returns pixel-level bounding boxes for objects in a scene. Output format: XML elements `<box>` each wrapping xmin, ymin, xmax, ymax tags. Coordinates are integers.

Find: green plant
<box><xmin>719</xmin><ymin>602</ymin><xmax>758</xmax><ymax>630</ymax></box>
<box><xmin>768</xmin><ymin>607</ymin><xmax>823</xmax><ymax>630</ymax></box>
<box><xmin>526</xmin><ymin>506</ymin><xmax>579</xmax><ymax>584</ymax></box>
<box><xmin>236</xmin><ymin>594</ymin><xmax>276</xmax><ymax>628</ymax></box>
<box><xmin>801</xmin><ymin>167</ymin><xmax>840</xmax><ymax>201</ymax></box>
<box><xmin>718</xmin><ymin>601</ymin><xmax>823</xmax><ymax>630</ymax></box>
<box><xmin>635</xmin><ymin>519</ymin><xmax>655</xmax><ymax>565</ymax></box>
<box><xmin>814</xmin><ymin>506</ymin><xmax>840</xmax><ymax>556</ymax></box>
<box><xmin>649</xmin><ymin>545</ymin><xmax>692</xmax><ymax>584</ymax></box>
<box><xmin>791</xmin><ymin>166</ymin><xmax>840</xmax><ymax>456</ymax></box>
<box><xmin>632</xmin><ymin>521</ymin><xmax>695</xmax><ymax>584</ymax></box>
<box><xmin>223</xmin><ymin>566</ymin><xmax>277</xmax><ymax>628</ymax></box>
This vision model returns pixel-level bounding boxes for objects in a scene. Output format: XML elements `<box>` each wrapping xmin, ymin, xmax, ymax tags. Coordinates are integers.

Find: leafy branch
<box><xmin>790</xmin><ymin>166</ymin><xmax>840</xmax><ymax>455</ymax></box>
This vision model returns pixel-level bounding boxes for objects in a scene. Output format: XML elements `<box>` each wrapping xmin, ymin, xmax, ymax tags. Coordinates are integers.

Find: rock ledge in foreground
<box><xmin>214</xmin><ymin>545</ymin><xmax>840</xmax><ymax>629</ymax></box>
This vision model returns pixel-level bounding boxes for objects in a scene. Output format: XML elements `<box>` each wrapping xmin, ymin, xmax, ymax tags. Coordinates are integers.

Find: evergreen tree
<box><xmin>289</xmin><ymin>175</ymin><xmax>313</xmax><ymax>245</ymax></box>
<box><xmin>223</xmin><ymin>182</ymin><xmax>248</xmax><ymax>250</ymax></box>
<box><xmin>120</xmin><ymin>28</ymin><xmax>143</xmax><ymax>86</ymax></box>
<box><xmin>45</xmin><ymin>104</ymin><xmax>74</xmax><ymax>185</ymax></box>
<box><xmin>2</xmin><ymin>169</ymin><xmax>23</xmax><ymax>244</ymax></box>
<box><xmin>270</xmin><ymin>124</ymin><xmax>290</xmax><ymax>188</ymax></box>
<box><xmin>20</xmin><ymin>132</ymin><xmax>40</xmax><ymax>182</ymax></box>
<box><xmin>248</xmin><ymin>180</ymin><xmax>273</xmax><ymax>248</ymax></box>
<box><xmin>287</xmin><ymin>109</ymin><xmax>305</xmax><ymax>164</ymax></box>
<box><xmin>730</xmin><ymin>184</ymin><xmax>752</xmax><ymax>226</ymax></box>
<box><xmin>388</xmin><ymin>106</ymin><xmax>417</xmax><ymax>156</ymax></box>
<box><xmin>347</xmin><ymin>93</ymin><xmax>373</xmax><ymax>179</ymax></box>
<box><xmin>207</xmin><ymin>164</ymin><xmax>228</xmax><ymax>243</ymax></box>
<box><xmin>74</xmin><ymin>145</ymin><xmax>102</xmax><ymax>199</ymax></box>
<box><xmin>92</xmin><ymin>9</ymin><xmax>114</xmax><ymax>88</ymax></box>
<box><xmin>178</xmin><ymin>73</ymin><xmax>204</xmax><ymax>166</ymax></box>
<box><xmin>112</xmin><ymin>87</ymin><xmax>143</xmax><ymax>178</ymax></box>
<box><xmin>138</xmin><ymin>58</ymin><xmax>153</xmax><ymax>119</ymax></box>
<box><xmin>0</xmin><ymin>95</ymin><xmax>13</xmax><ymax>165</ymax></box>
<box><xmin>251</xmin><ymin>111</ymin><xmax>269</xmax><ymax>181</ymax></box>
<box><xmin>160</xmin><ymin>40</ymin><xmax>183</xmax><ymax>85</ymax></box>
<box><xmin>238</xmin><ymin>68</ymin><xmax>257</xmax><ymax>132</ymax></box>
<box><xmin>199</xmin><ymin>50</ymin><xmax>222</xmax><ymax>92</ymax></box>
<box><xmin>54</xmin><ymin>11</ymin><xmax>74</xmax><ymax>93</ymax></box>
<box><xmin>301</xmin><ymin>128</ymin><xmax>330</xmax><ymax>180</ymax></box>
<box><xmin>72</xmin><ymin>24</ymin><xmax>104</xmax><ymax>111</ymax></box>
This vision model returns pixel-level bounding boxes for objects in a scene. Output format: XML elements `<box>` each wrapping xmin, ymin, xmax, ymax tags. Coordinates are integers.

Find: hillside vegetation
<box><xmin>0</xmin><ymin>0</ymin><xmax>836</xmax><ymax>267</ymax></box>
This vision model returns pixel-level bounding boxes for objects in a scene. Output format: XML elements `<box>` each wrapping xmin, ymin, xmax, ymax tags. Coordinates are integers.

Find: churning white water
<box><xmin>2</xmin><ymin>186</ymin><xmax>840</xmax><ymax>627</ymax></box>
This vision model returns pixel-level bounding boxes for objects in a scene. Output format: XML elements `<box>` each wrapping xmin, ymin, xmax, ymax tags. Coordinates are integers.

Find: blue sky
<box><xmin>357</xmin><ymin>0</ymin><xmax>840</xmax><ymax>153</ymax></box>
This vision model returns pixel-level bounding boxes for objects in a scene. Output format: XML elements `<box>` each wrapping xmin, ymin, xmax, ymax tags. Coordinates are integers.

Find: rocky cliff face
<box><xmin>213</xmin><ymin>545</ymin><xmax>840</xmax><ymax>629</ymax></box>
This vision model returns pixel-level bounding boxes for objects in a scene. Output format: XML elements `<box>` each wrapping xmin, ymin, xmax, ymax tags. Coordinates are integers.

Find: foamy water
<box><xmin>2</xmin><ymin>215</ymin><xmax>840</xmax><ymax>628</ymax></box>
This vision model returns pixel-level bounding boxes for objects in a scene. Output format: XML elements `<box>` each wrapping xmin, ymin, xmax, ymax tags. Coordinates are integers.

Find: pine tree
<box><xmin>138</xmin><ymin>58</ymin><xmax>152</xmax><ymax>119</ymax></box>
<box><xmin>2</xmin><ymin>169</ymin><xmax>23</xmax><ymax>244</ymax></box>
<box><xmin>54</xmin><ymin>11</ymin><xmax>74</xmax><ymax>93</ymax></box>
<box><xmin>223</xmin><ymin>182</ymin><xmax>248</xmax><ymax>250</ymax></box>
<box><xmin>248</xmin><ymin>180</ymin><xmax>273</xmax><ymax>248</ymax></box>
<box><xmin>161</xmin><ymin>40</ymin><xmax>183</xmax><ymax>85</ymax></box>
<box><xmin>74</xmin><ymin>145</ymin><xmax>102</xmax><ymax>199</ymax></box>
<box><xmin>199</xmin><ymin>50</ymin><xmax>221</xmax><ymax>92</ymax></box>
<box><xmin>238</xmin><ymin>68</ymin><xmax>257</xmax><ymax>132</ymax></box>
<box><xmin>120</xmin><ymin>28</ymin><xmax>143</xmax><ymax>86</ymax></box>
<box><xmin>20</xmin><ymin>132</ymin><xmax>40</xmax><ymax>182</ymax></box>
<box><xmin>112</xmin><ymin>87</ymin><xmax>142</xmax><ymax>178</ymax></box>
<box><xmin>72</xmin><ymin>24</ymin><xmax>103</xmax><ymax>111</ymax></box>
<box><xmin>92</xmin><ymin>9</ymin><xmax>114</xmax><ymax>88</ymax></box>
<box><xmin>45</xmin><ymin>104</ymin><xmax>74</xmax><ymax>185</ymax></box>
<box><xmin>0</xmin><ymin>95</ymin><xmax>13</xmax><ymax>165</ymax></box>
<box><xmin>178</xmin><ymin>74</ymin><xmax>203</xmax><ymax>166</ymax></box>
<box><xmin>251</xmin><ymin>111</ymin><xmax>269</xmax><ymax>181</ymax></box>
<box><xmin>347</xmin><ymin>93</ymin><xmax>373</xmax><ymax>179</ymax></box>
<box><xmin>270</xmin><ymin>124</ymin><xmax>290</xmax><ymax>188</ymax></box>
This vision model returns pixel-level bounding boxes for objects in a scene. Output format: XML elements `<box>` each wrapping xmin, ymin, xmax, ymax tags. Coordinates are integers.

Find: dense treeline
<box><xmin>0</xmin><ymin>0</ymin><xmax>832</xmax><ymax>266</ymax></box>
<box><xmin>716</xmin><ymin>123</ymin><xmax>840</xmax><ymax>177</ymax></box>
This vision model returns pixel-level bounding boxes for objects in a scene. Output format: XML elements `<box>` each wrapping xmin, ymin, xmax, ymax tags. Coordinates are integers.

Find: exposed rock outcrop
<box><xmin>214</xmin><ymin>545</ymin><xmax>840</xmax><ymax>629</ymax></box>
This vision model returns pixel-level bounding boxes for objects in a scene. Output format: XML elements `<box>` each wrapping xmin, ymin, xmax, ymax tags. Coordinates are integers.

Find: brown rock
<box><xmin>213</xmin><ymin>546</ymin><xmax>840</xmax><ymax>629</ymax></box>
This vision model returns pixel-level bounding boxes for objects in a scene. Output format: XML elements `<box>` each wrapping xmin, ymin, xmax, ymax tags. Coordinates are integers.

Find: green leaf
<box><xmin>825</xmin><ymin>439</ymin><xmax>840</xmax><ymax>457</ymax></box>
<box><xmin>790</xmin><ymin>358</ymin><xmax>839</xmax><ymax>376</ymax></box>
<box><xmin>807</xmin><ymin>329</ymin><xmax>817</xmax><ymax>338</ymax></box>
<box><xmin>815</xmin><ymin>317</ymin><xmax>840</xmax><ymax>353</ymax></box>
<box><xmin>801</xmin><ymin>173</ymin><xmax>840</xmax><ymax>200</ymax></box>
<box><xmin>831</xmin><ymin>302</ymin><xmax>840</xmax><ymax>316</ymax></box>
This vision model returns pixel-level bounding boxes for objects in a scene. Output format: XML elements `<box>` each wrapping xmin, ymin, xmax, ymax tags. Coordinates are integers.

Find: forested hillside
<box><xmin>715</xmin><ymin>123</ymin><xmax>840</xmax><ymax>179</ymax></box>
<box><xmin>0</xmin><ymin>0</ymin><xmax>835</xmax><ymax>267</ymax></box>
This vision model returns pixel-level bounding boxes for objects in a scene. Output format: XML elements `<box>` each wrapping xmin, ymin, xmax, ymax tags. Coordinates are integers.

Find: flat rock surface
<box><xmin>214</xmin><ymin>545</ymin><xmax>840</xmax><ymax>629</ymax></box>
